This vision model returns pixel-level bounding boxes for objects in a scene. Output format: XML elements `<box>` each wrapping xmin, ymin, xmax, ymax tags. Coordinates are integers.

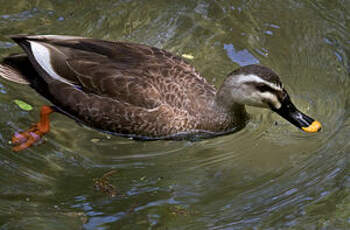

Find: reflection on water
<box><xmin>0</xmin><ymin>0</ymin><xmax>349</xmax><ymax>229</ymax></box>
<box><xmin>224</xmin><ymin>43</ymin><xmax>259</xmax><ymax>66</ymax></box>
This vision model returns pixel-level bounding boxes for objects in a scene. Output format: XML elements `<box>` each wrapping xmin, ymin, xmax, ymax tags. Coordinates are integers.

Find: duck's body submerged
<box><xmin>0</xmin><ymin>35</ymin><xmax>321</xmax><ymax>151</ymax></box>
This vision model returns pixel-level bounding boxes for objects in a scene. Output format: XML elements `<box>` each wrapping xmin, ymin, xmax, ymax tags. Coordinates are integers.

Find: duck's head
<box><xmin>219</xmin><ymin>64</ymin><xmax>321</xmax><ymax>133</ymax></box>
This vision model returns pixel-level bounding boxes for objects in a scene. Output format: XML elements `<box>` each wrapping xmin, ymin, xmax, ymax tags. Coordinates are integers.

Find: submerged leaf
<box><xmin>13</xmin><ymin>99</ymin><xmax>33</xmax><ymax>111</ymax></box>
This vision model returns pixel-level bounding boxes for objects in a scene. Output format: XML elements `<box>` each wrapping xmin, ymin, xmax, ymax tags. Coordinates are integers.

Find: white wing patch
<box><xmin>27</xmin><ymin>35</ymin><xmax>86</xmax><ymax>41</ymax></box>
<box><xmin>29</xmin><ymin>41</ymin><xmax>74</xmax><ymax>86</ymax></box>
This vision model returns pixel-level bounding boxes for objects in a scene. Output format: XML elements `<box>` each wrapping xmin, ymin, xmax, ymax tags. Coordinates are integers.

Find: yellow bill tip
<box><xmin>302</xmin><ymin>120</ymin><xmax>322</xmax><ymax>133</ymax></box>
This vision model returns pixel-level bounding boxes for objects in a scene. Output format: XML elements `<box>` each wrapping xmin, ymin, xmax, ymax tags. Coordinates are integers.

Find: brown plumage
<box><xmin>0</xmin><ymin>35</ymin><xmax>320</xmax><ymax>148</ymax></box>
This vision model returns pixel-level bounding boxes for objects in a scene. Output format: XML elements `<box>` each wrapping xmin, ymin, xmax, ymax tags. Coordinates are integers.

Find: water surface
<box><xmin>0</xmin><ymin>0</ymin><xmax>349</xmax><ymax>229</ymax></box>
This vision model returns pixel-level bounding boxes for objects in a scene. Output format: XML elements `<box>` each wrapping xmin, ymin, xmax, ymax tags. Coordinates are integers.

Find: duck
<box><xmin>0</xmin><ymin>35</ymin><xmax>321</xmax><ymax>151</ymax></box>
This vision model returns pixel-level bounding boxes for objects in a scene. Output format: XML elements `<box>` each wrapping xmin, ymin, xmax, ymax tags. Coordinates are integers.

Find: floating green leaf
<box><xmin>181</xmin><ymin>54</ymin><xmax>194</xmax><ymax>60</ymax></box>
<box><xmin>13</xmin><ymin>99</ymin><xmax>33</xmax><ymax>111</ymax></box>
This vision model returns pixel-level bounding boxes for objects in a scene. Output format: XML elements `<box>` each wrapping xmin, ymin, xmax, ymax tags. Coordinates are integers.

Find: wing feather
<box><xmin>14</xmin><ymin>35</ymin><xmax>216</xmax><ymax>112</ymax></box>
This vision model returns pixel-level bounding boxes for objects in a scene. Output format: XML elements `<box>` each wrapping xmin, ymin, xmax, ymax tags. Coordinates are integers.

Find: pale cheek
<box><xmin>261</xmin><ymin>92</ymin><xmax>281</xmax><ymax>109</ymax></box>
<box><xmin>273</xmin><ymin>101</ymin><xmax>282</xmax><ymax>109</ymax></box>
<box><xmin>231</xmin><ymin>88</ymin><xmax>257</xmax><ymax>105</ymax></box>
<box><xmin>238</xmin><ymin>91</ymin><xmax>268</xmax><ymax>107</ymax></box>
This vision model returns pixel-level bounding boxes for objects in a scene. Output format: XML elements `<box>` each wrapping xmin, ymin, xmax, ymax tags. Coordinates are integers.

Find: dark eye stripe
<box><xmin>256</xmin><ymin>84</ymin><xmax>272</xmax><ymax>92</ymax></box>
<box><xmin>245</xmin><ymin>81</ymin><xmax>283</xmax><ymax>96</ymax></box>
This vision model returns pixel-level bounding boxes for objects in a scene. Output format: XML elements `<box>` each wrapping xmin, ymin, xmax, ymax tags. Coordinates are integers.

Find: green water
<box><xmin>0</xmin><ymin>0</ymin><xmax>349</xmax><ymax>229</ymax></box>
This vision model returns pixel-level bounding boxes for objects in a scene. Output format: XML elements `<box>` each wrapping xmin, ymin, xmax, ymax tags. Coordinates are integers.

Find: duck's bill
<box><xmin>273</xmin><ymin>96</ymin><xmax>322</xmax><ymax>133</ymax></box>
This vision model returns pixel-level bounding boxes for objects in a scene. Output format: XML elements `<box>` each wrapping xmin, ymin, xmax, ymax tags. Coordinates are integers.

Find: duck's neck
<box><xmin>198</xmin><ymin>87</ymin><xmax>248</xmax><ymax>132</ymax></box>
<box><xmin>215</xmin><ymin>85</ymin><xmax>248</xmax><ymax>122</ymax></box>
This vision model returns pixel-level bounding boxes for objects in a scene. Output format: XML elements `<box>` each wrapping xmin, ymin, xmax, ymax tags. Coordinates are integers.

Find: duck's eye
<box><xmin>256</xmin><ymin>84</ymin><xmax>271</xmax><ymax>92</ymax></box>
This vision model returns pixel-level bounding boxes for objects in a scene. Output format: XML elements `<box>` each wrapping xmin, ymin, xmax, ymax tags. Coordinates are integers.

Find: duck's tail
<box><xmin>0</xmin><ymin>54</ymin><xmax>30</xmax><ymax>84</ymax></box>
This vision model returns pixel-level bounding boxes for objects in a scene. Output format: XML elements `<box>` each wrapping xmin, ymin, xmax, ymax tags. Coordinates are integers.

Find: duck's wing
<box><xmin>10</xmin><ymin>35</ymin><xmax>216</xmax><ymax>110</ymax></box>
